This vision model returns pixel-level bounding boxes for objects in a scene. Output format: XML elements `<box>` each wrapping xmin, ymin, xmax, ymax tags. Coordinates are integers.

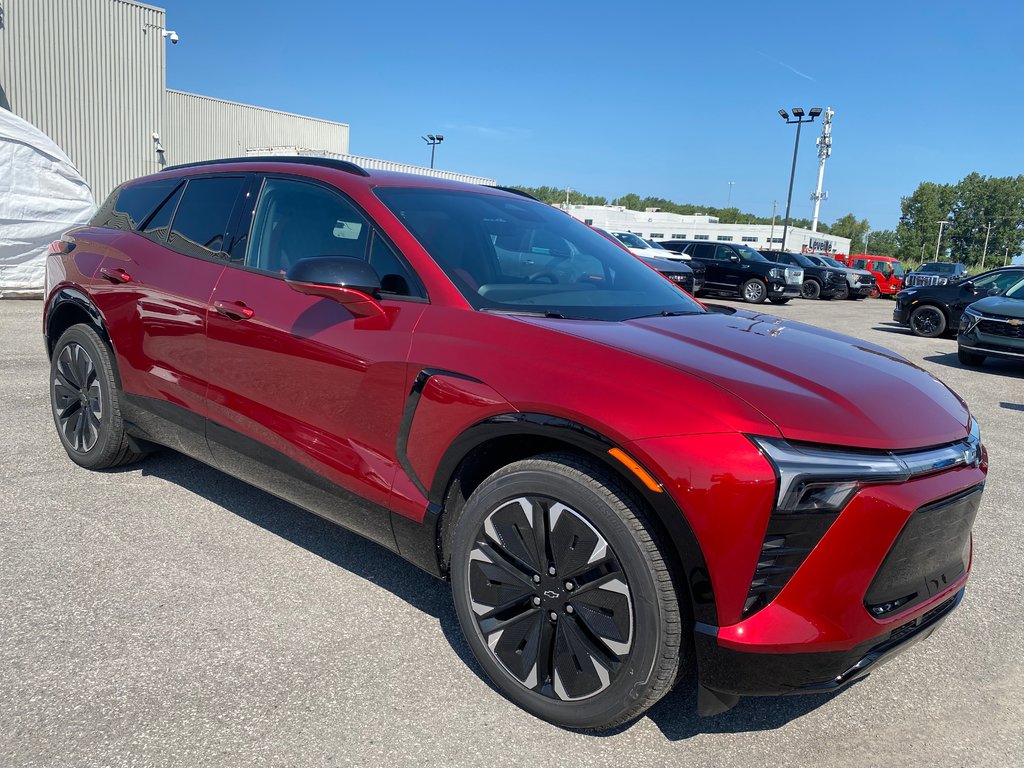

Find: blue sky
<box><xmin>163</xmin><ymin>0</ymin><xmax>1024</xmax><ymax>230</ymax></box>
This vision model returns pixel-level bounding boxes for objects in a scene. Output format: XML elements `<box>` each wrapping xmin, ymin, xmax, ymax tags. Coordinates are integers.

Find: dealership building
<box><xmin>563</xmin><ymin>204</ymin><xmax>852</xmax><ymax>257</ymax></box>
<box><xmin>0</xmin><ymin>0</ymin><xmax>493</xmax><ymax>203</ymax></box>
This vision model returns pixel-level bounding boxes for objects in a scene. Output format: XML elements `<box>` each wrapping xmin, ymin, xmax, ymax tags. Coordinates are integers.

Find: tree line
<box><xmin>514</xmin><ymin>173</ymin><xmax>1024</xmax><ymax>268</ymax></box>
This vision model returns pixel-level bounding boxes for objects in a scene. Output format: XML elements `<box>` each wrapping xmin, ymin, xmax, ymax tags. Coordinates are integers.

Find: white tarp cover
<box><xmin>0</xmin><ymin>108</ymin><xmax>96</xmax><ymax>297</ymax></box>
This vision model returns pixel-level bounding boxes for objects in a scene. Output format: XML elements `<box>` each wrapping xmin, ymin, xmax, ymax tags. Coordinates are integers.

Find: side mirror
<box><xmin>284</xmin><ymin>257</ymin><xmax>385</xmax><ymax>318</ymax></box>
<box><xmin>729</xmin><ymin>255</ymin><xmax>740</xmax><ymax>263</ymax></box>
<box><xmin>987</xmin><ymin>287</ymin><xmax>1001</xmax><ymax>296</ymax></box>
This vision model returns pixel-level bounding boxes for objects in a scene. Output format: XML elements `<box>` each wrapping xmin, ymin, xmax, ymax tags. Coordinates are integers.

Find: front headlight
<box><xmin>960</xmin><ymin>306</ymin><xmax>982</xmax><ymax>333</ymax></box>
<box><xmin>751</xmin><ymin>421</ymin><xmax>982</xmax><ymax>514</ymax></box>
<box><xmin>768</xmin><ymin>267</ymin><xmax>782</xmax><ymax>279</ymax></box>
<box><xmin>823</xmin><ymin>270</ymin><xmax>834</xmax><ymax>280</ymax></box>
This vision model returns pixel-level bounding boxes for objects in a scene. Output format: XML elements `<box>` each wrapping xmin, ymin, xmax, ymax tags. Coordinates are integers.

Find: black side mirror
<box><xmin>729</xmin><ymin>255</ymin><xmax>740</xmax><ymax>263</ymax></box>
<box><xmin>285</xmin><ymin>257</ymin><xmax>385</xmax><ymax>318</ymax></box>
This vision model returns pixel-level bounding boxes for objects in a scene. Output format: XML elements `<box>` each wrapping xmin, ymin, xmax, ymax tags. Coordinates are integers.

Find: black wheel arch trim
<box><xmin>412</xmin><ymin>409</ymin><xmax>718</xmax><ymax>626</ymax></box>
<box><xmin>45</xmin><ymin>287</ymin><xmax>109</xmax><ymax>356</ymax></box>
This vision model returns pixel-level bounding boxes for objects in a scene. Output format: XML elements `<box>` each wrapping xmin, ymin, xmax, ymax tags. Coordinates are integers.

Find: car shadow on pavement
<box><xmin>924</xmin><ymin>352</ymin><xmax>1024</xmax><ymax>378</ymax></box>
<box><xmin>127</xmin><ymin>449</ymin><xmax>847</xmax><ymax>740</ymax></box>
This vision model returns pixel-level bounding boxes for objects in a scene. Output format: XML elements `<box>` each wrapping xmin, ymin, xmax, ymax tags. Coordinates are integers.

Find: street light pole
<box><xmin>934</xmin><ymin>220</ymin><xmax>951</xmax><ymax>261</ymax></box>
<box><xmin>769</xmin><ymin>200</ymin><xmax>778</xmax><ymax>246</ymax></box>
<box><xmin>778</xmin><ymin>107</ymin><xmax>822</xmax><ymax>253</ymax></box>
<box><xmin>727</xmin><ymin>181</ymin><xmax>735</xmax><ymax>207</ymax></box>
<box><xmin>981</xmin><ymin>222</ymin><xmax>994</xmax><ymax>270</ymax></box>
<box><xmin>421</xmin><ymin>134</ymin><xmax>444</xmax><ymax>169</ymax></box>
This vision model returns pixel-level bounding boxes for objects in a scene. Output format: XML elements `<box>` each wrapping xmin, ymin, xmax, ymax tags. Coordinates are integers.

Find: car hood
<box><xmin>641</xmin><ymin>255</ymin><xmax>692</xmax><ymax>273</ymax></box>
<box><xmin>969</xmin><ymin>295</ymin><xmax>1024</xmax><ymax>318</ymax></box>
<box><xmin>517</xmin><ymin>309</ymin><xmax>969</xmax><ymax>450</ymax></box>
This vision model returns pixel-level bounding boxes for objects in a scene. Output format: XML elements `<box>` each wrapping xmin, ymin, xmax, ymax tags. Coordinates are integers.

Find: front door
<box><xmin>204</xmin><ymin>174</ymin><xmax>428</xmax><ymax>546</ymax></box>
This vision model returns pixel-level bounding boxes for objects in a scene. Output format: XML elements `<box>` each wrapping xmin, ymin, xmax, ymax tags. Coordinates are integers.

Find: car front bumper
<box><xmin>958</xmin><ymin>324</ymin><xmax>1024</xmax><ymax>361</ymax></box>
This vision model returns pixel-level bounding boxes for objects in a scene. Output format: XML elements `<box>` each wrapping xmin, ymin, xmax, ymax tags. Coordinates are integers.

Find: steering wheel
<box><xmin>528</xmin><ymin>271</ymin><xmax>559</xmax><ymax>284</ymax></box>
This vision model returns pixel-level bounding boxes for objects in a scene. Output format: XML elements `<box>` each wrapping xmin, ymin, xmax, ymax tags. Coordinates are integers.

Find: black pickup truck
<box><xmin>657</xmin><ymin>240</ymin><xmax>803</xmax><ymax>304</ymax></box>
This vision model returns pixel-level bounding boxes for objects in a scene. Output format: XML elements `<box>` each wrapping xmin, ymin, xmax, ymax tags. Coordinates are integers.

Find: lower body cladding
<box><xmin>689</xmin><ymin>470</ymin><xmax>984</xmax><ymax>714</ymax></box>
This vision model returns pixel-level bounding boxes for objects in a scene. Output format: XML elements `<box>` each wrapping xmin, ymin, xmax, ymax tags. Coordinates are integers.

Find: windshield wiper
<box><xmin>628</xmin><ymin>310</ymin><xmax>699</xmax><ymax>320</ymax></box>
<box><xmin>480</xmin><ymin>308</ymin><xmax>569</xmax><ymax>319</ymax></box>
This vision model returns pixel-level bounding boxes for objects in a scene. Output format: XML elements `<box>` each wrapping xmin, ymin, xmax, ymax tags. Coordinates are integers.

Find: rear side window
<box><xmin>141</xmin><ymin>183</ymin><xmax>184</xmax><ymax>241</ymax></box>
<box><xmin>91</xmin><ymin>178</ymin><xmax>181</xmax><ymax>231</ymax></box>
<box><xmin>168</xmin><ymin>176</ymin><xmax>245</xmax><ymax>259</ymax></box>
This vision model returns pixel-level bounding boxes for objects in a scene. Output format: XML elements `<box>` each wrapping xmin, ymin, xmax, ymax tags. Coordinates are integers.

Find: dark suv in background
<box><xmin>759</xmin><ymin>250</ymin><xmax>847</xmax><ymax>300</ymax></box>
<box><xmin>894</xmin><ymin>266</ymin><xmax>1024</xmax><ymax>337</ymax></box>
<box><xmin>903</xmin><ymin>261</ymin><xmax>969</xmax><ymax>288</ymax></box>
<box><xmin>802</xmin><ymin>254</ymin><xmax>875</xmax><ymax>299</ymax></box>
<box><xmin>657</xmin><ymin>240</ymin><xmax>803</xmax><ymax>304</ymax></box>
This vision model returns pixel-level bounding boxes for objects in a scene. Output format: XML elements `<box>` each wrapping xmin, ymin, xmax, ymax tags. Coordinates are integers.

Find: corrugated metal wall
<box><xmin>0</xmin><ymin>0</ymin><xmax>166</xmax><ymax>202</ymax></box>
<box><xmin>164</xmin><ymin>90</ymin><xmax>349</xmax><ymax>167</ymax></box>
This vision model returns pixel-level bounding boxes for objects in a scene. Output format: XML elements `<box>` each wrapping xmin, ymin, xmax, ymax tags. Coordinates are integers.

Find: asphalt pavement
<box><xmin>1</xmin><ymin>296</ymin><xmax>1021</xmax><ymax>767</ymax></box>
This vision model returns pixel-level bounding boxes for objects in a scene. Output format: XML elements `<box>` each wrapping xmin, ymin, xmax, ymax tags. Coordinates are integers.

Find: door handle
<box><xmin>100</xmin><ymin>267</ymin><xmax>132</xmax><ymax>283</ymax></box>
<box><xmin>213</xmin><ymin>300</ymin><xmax>255</xmax><ymax>321</ymax></box>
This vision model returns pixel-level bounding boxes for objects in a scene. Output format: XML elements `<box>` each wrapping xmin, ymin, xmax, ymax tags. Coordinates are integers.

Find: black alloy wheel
<box><xmin>49</xmin><ymin>324</ymin><xmax>144</xmax><ymax>469</ymax></box>
<box><xmin>909</xmin><ymin>305</ymin><xmax>948</xmax><ymax>338</ymax></box>
<box><xmin>741</xmin><ymin>278</ymin><xmax>767</xmax><ymax>304</ymax></box>
<box><xmin>450</xmin><ymin>454</ymin><xmax>684</xmax><ymax>730</ymax></box>
<box><xmin>800</xmin><ymin>279</ymin><xmax>821</xmax><ymax>300</ymax></box>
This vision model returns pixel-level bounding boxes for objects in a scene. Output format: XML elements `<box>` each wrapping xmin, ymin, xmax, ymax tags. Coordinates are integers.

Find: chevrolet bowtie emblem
<box><xmin>1008</xmin><ymin>319</ymin><xmax>1023</xmax><ymax>326</ymax></box>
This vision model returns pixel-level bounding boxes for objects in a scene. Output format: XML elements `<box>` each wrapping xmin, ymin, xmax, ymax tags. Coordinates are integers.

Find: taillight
<box><xmin>48</xmin><ymin>239</ymin><xmax>75</xmax><ymax>255</ymax></box>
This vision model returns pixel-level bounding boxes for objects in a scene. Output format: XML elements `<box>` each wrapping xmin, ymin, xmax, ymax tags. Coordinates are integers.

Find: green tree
<box><xmin>894</xmin><ymin>182</ymin><xmax>956</xmax><ymax>264</ymax></box>
<box><xmin>830</xmin><ymin>213</ymin><xmax>871</xmax><ymax>253</ymax></box>
<box><xmin>866</xmin><ymin>229</ymin><xmax>898</xmax><ymax>257</ymax></box>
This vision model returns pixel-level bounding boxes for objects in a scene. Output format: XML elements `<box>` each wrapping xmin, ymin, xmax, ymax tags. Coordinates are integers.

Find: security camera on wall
<box><xmin>162</xmin><ymin>30</ymin><xmax>179</xmax><ymax>44</ymax></box>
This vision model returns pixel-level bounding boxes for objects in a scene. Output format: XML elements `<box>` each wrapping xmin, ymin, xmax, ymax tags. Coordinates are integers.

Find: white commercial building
<box><xmin>562</xmin><ymin>205</ymin><xmax>851</xmax><ymax>258</ymax></box>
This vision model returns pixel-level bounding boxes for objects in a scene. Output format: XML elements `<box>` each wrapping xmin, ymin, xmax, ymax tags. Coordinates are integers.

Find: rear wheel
<box><xmin>740</xmin><ymin>278</ymin><xmax>767</xmax><ymax>304</ymax></box>
<box><xmin>958</xmin><ymin>347</ymin><xmax>986</xmax><ymax>367</ymax></box>
<box><xmin>449</xmin><ymin>453</ymin><xmax>684</xmax><ymax>730</ymax></box>
<box><xmin>49</xmin><ymin>324</ymin><xmax>144</xmax><ymax>470</ymax></box>
<box><xmin>909</xmin><ymin>305</ymin><xmax>947</xmax><ymax>338</ymax></box>
<box><xmin>800</xmin><ymin>279</ymin><xmax>821</xmax><ymax>300</ymax></box>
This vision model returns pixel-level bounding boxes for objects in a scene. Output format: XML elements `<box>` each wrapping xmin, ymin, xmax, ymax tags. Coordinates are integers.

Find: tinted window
<box><xmin>93</xmin><ymin>178</ymin><xmax>181</xmax><ymax>231</ymax></box>
<box><xmin>714</xmin><ymin>245</ymin><xmax>735</xmax><ymax>261</ymax></box>
<box><xmin>141</xmin><ymin>183</ymin><xmax>184</xmax><ymax>241</ymax></box>
<box><xmin>168</xmin><ymin>177</ymin><xmax>244</xmax><ymax>259</ymax></box>
<box><xmin>376</xmin><ymin>187</ymin><xmax>703</xmax><ymax>321</ymax></box>
<box><xmin>688</xmin><ymin>243</ymin><xmax>715</xmax><ymax>260</ymax></box>
<box><xmin>368</xmin><ymin>232</ymin><xmax>425</xmax><ymax>298</ymax></box>
<box><xmin>246</xmin><ymin>177</ymin><xmax>369</xmax><ymax>275</ymax></box>
<box><xmin>973</xmin><ymin>270</ymin><xmax>1024</xmax><ymax>294</ymax></box>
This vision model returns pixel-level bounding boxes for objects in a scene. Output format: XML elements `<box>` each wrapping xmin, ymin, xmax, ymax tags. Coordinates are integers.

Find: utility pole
<box><xmin>810</xmin><ymin>107</ymin><xmax>833</xmax><ymax>232</ymax></box>
<box><xmin>934</xmin><ymin>220</ymin><xmax>951</xmax><ymax>261</ymax></box>
<box><xmin>769</xmin><ymin>200</ymin><xmax>778</xmax><ymax>245</ymax></box>
<box><xmin>1006</xmin><ymin>246</ymin><xmax>1011</xmax><ymax>266</ymax></box>
<box><xmin>864</xmin><ymin>228</ymin><xmax>870</xmax><ymax>255</ymax></box>
<box><xmin>981</xmin><ymin>222</ymin><xmax>994</xmax><ymax>270</ymax></box>
<box><xmin>727</xmin><ymin>181</ymin><xmax>735</xmax><ymax>207</ymax></box>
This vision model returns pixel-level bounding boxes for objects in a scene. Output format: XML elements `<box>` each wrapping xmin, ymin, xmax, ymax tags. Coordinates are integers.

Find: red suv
<box><xmin>44</xmin><ymin>158</ymin><xmax>986</xmax><ymax>730</ymax></box>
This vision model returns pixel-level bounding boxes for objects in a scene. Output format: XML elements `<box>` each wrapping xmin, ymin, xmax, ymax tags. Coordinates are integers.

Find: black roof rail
<box><xmin>161</xmin><ymin>155</ymin><xmax>370</xmax><ymax>177</ymax></box>
<box><xmin>486</xmin><ymin>185</ymin><xmax>540</xmax><ymax>201</ymax></box>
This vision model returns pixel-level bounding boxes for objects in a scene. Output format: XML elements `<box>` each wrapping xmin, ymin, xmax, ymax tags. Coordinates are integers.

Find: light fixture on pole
<box><xmin>422</xmin><ymin>134</ymin><xmax>444</xmax><ymax>169</ymax></box>
<box><xmin>778</xmin><ymin>107</ymin><xmax>822</xmax><ymax>252</ymax></box>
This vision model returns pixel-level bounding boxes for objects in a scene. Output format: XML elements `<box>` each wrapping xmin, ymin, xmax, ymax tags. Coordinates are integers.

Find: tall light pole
<box><xmin>934</xmin><ymin>220</ymin><xmax>951</xmax><ymax>261</ymax></box>
<box><xmin>727</xmin><ymin>181</ymin><xmax>735</xmax><ymax>207</ymax></box>
<box><xmin>769</xmin><ymin>200</ymin><xmax>778</xmax><ymax>246</ymax></box>
<box><xmin>981</xmin><ymin>221</ymin><xmax>994</xmax><ymax>269</ymax></box>
<box><xmin>422</xmin><ymin>134</ymin><xmax>444</xmax><ymax>168</ymax></box>
<box><xmin>778</xmin><ymin>107</ymin><xmax>822</xmax><ymax>252</ymax></box>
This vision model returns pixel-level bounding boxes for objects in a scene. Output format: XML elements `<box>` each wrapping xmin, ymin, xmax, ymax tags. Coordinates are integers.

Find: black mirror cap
<box><xmin>285</xmin><ymin>256</ymin><xmax>382</xmax><ymax>298</ymax></box>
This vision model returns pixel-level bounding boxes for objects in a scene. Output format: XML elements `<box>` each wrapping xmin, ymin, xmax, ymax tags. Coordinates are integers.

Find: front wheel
<box><xmin>449</xmin><ymin>453</ymin><xmax>684</xmax><ymax>730</ymax></box>
<box><xmin>740</xmin><ymin>278</ymin><xmax>767</xmax><ymax>304</ymax></box>
<box><xmin>800</xmin><ymin>279</ymin><xmax>821</xmax><ymax>300</ymax></box>
<box><xmin>958</xmin><ymin>347</ymin><xmax>986</xmax><ymax>367</ymax></box>
<box><xmin>909</xmin><ymin>305</ymin><xmax>947</xmax><ymax>338</ymax></box>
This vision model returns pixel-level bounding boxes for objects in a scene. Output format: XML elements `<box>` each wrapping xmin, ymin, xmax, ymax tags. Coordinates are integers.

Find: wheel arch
<box><xmin>427</xmin><ymin>413</ymin><xmax>717</xmax><ymax>626</ymax></box>
<box><xmin>45</xmin><ymin>288</ymin><xmax>124</xmax><ymax>388</ymax></box>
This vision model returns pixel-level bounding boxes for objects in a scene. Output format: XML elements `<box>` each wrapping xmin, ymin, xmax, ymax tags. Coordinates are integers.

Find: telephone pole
<box><xmin>810</xmin><ymin>107</ymin><xmax>833</xmax><ymax>232</ymax></box>
<box><xmin>769</xmin><ymin>200</ymin><xmax>778</xmax><ymax>245</ymax></box>
<box><xmin>934</xmin><ymin>220</ymin><xmax>951</xmax><ymax>261</ymax></box>
<box><xmin>981</xmin><ymin>222</ymin><xmax>994</xmax><ymax>270</ymax></box>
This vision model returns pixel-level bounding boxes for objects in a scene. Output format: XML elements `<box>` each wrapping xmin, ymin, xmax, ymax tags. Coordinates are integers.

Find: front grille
<box><xmin>905</xmin><ymin>274</ymin><xmax>948</xmax><ymax>287</ymax></box>
<box><xmin>856</xmin><ymin>274</ymin><xmax>874</xmax><ymax>286</ymax></box>
<box><xmin>978</xmin><ymin>317</ymin><xmax>1024</xmax><ymax>338</ymax></box>
<box><xmin>784</xmin><ymin>268</ymin><xmax>803</xmax><ymax>285</ymax></box>
<box><xmin>668</xmin><ymin>273</ymin><xmax>694</xmax><ymax>292</ymax></box>
<box><xmin>743</xmin><ymin>512</ymin><xmax>838</xmax><ymax>616</ymax></box>
<box><xmin>865</xmin><ymin>485</ymin><xmax>982</xmax><ymax>617</ymax></box>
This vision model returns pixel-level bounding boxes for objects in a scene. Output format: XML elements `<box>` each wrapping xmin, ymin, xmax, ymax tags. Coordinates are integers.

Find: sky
<box><xmin>161</xmin><ymin>0</ymin><xmax>1024</xmax><ymax>231</ymax></box>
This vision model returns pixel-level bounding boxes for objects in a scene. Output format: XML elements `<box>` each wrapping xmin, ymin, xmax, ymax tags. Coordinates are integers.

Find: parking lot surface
<box><xmin>1</xmin><ymin>296</ymin><xmax>1021</xmax><ymax>767</ymax></box>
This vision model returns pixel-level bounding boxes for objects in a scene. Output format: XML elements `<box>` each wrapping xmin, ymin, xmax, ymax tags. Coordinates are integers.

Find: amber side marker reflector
<box><xmin>607</xmin><ymin>447</ymin><xmax>663</xmax><ymax>493</ymax></box>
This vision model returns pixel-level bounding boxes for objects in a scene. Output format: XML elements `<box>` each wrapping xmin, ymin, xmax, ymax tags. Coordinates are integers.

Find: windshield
<box><xmin>789</xmin><ymin>253</ymin><xmax>816</xmax><ymax>268</ymax></box>
<box><xmin>736</xmin><ymin>244</ymin><xmax>768</xmax><ymax>262</ymax></box>
<box><xmin>1005</xmin><ymin>277</ymin><xmax>1024</xmax><ymax>300</ymax></box>
<box><xmin>919</xmin><ymin>262</ymin><xmax>957</xmax><ymax>274</ymax></box>
<box><xmin>375</xmin><ymin>188</ymin><xmax>705</xmax><ymax>321</ymax></box>
<box><xmin>820</xmin><ymin>256</ymin><xmax>846</xmax><ymax>268</ymax></box>
<box><xmin>612</xmin><ymin>231</ymin><xmax>651</xmax><ymax>249</ymax></box>
<box><xmin>893</xmin><ymin>263</ymin><xmax>905</xmax><ymax>276</ymax></box>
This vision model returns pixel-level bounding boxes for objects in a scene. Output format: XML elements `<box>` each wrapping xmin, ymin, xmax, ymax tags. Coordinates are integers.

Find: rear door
<box><xmin>686</xmin><ymin>243</ymin><xmax>725</xmax><ymax>289</ymax></box>
<box><xmin>204</xmin><ymin>174</ymin><xmax>428</xmax><ymax>543</ymax></box>
<box><xmin>91</xmin><ymin>174</ymin><xmax>245</xmax><ymax>456</ymax></box>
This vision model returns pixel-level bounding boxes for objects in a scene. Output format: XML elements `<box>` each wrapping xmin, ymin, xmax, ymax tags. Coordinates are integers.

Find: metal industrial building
<box><xmin>0</xmin><ymin>0</ymin><xmax>491</xmax><ymax>203</ymax></box>
<box><xmin>563</xmin><ymin>204</ymin><xmax>852</xmax><ymax>257</ymax></box>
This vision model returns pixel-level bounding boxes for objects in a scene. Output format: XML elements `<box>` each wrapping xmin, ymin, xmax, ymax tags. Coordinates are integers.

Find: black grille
<box><xmin>865</xmin><ymin>486</ymin><xmax>982</xmax><ymax>617</ymax></box>
<box><xmin>743</xmin><ymin>512</ymin><xmax>838</xmax><ymax>616</ymax></box>
<box><xmin>888</xmin><ymin>595</ymin><xmax>957</xmax><ymax>642</ymax></box>
<box><xmin>668</xmin><ymin>273</ymin><xmax>694</xmax><ymax>292</ymax></box>
<box><xmin>978</xmin><ymin>318</ymin><xmax>1024</xmax><ymax>338</ymax></box>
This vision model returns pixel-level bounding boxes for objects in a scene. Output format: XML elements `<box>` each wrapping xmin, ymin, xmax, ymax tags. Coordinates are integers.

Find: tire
<box><xmin>50</xmin><ymin>324</ymin><xmax>145</xmax><ymax>470</ymax></box>
<box><xmin>958</xmin><ymin>347</ymin><xmax>986</xmax><ymax>367</ymax></box>
<box><xmin>909</xmin><ymin>305</ymin><xmax>947</xmax><ymax>338</ymax></box>
<box><xmin>800</xmin><ymin>279</ymin><xmax>821</xmax><ymax>300</ymax></box>
<box><xmin>836</xmin><ymin>284</ymin><xmax>851</xmax><ymax>300</ymax></box>
<box><xmin>769</xmin><ymin>297</ymin><xmax>790</xmax><ymax>305</ymax></box>
<box><xmin>740</xmin><ymin>278</ymin><xmax>767</xmax><ymax>304</ymax></box>
<box><xmin>449</xmin><ymin>453</ymin><xmax>684</xmax><ymax>730</ymax></box>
